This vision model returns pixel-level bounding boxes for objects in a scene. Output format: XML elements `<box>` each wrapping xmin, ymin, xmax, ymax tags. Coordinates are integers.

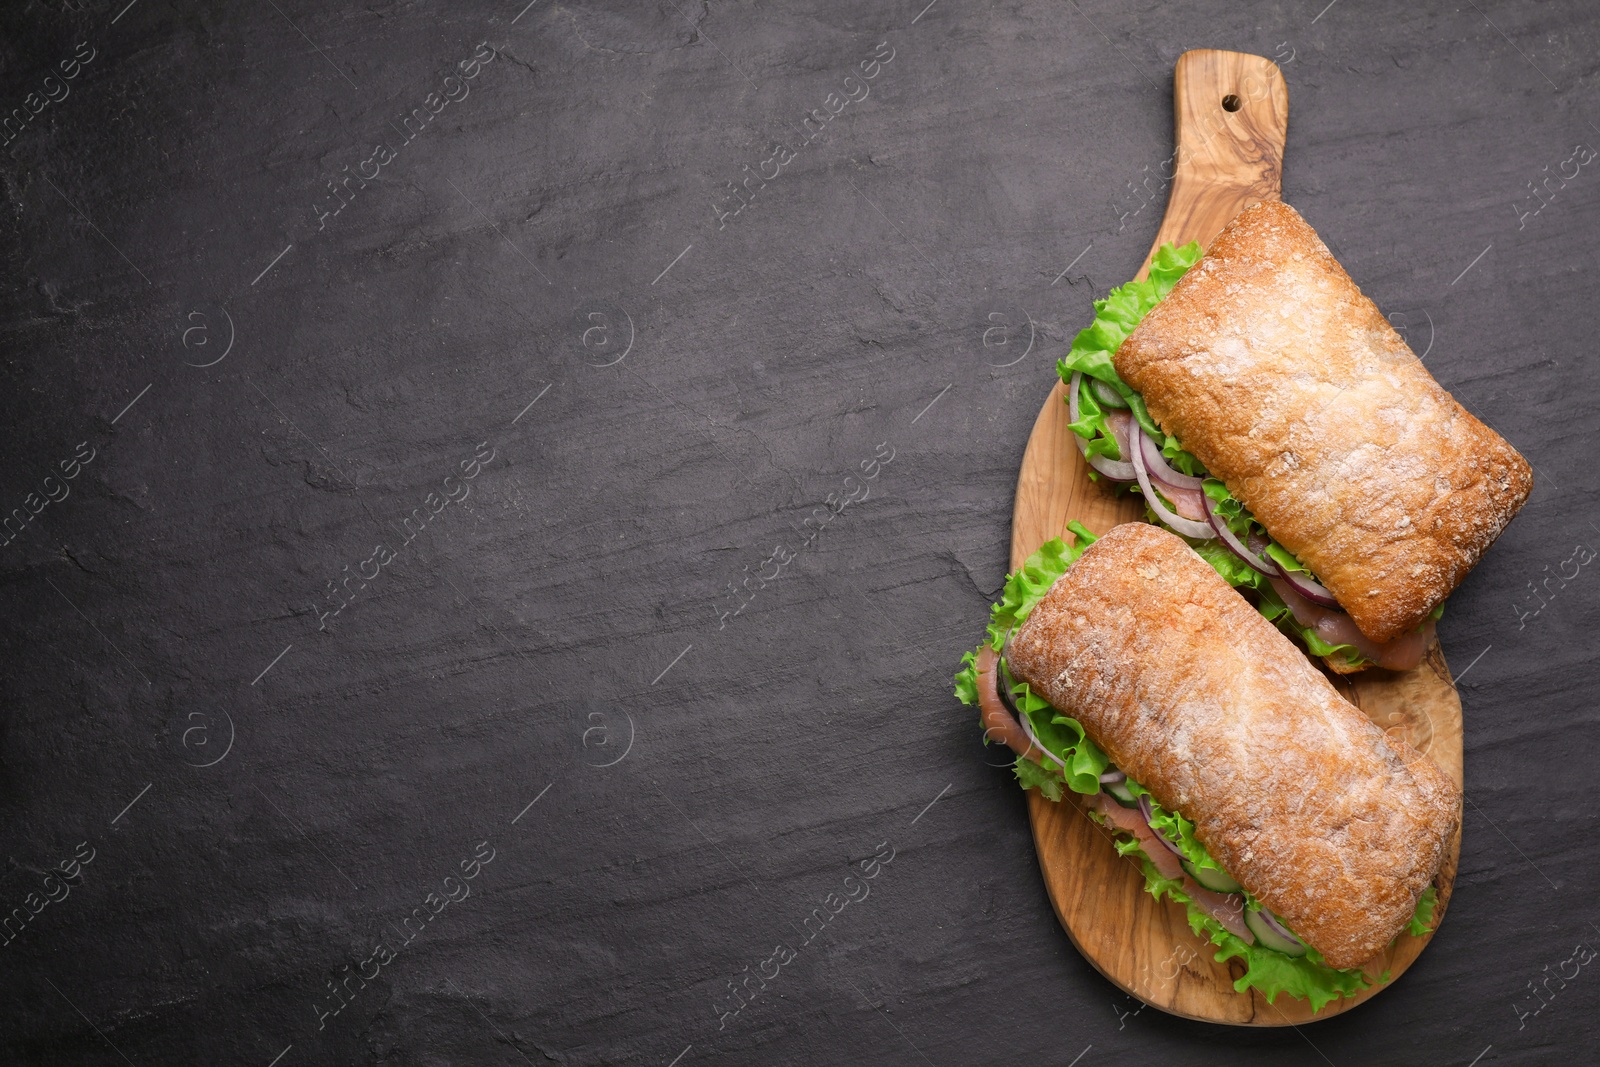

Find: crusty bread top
<box><xmin>1007</xmin><ymin>522</ymin><xmax>1460</xmax><ymax>969</ymax></box>
<box><xmin>1113</xmin><ymin>200</ymin><xmax>1532</xmax><ymax>643</ymax></box>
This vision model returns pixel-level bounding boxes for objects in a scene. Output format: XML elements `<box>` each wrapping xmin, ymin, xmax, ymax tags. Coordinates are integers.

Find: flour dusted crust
<box><xmin>1007</xmin><ymin>523</ymin><xmax>1460</xmax><ymax>970</ymax></box>
<box><xmin>1113</xmin><ymin>200</ymin><xmax>1532</xmax><ymax>644</ymax></box>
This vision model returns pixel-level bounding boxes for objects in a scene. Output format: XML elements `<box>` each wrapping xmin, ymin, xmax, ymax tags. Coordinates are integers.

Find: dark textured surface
<box><xmin>1</xmin><ymin>1</ymin><xmax>1595</xmax><ymax>1064</ymax></box>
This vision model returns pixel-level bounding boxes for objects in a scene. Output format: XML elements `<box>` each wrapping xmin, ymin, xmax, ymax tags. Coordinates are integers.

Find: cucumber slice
<box><xmin>1089</xmin><ymin>377</ymin><xmax>1129</xmax><ymax>409</ymax></box>
<box><xmin>1180</xmin><ymin>858</ymin><xmax>1242</xmax><ymax>894</ymax></box>
<box><xmin>1244</xmin><ymin>908</ymin><xmax>1307</xmax><ymax>957</ymax></box>
<box><xmin>1103</xmin><ymin>778</ymin><xmax>1138</xmax><ymax>807</ymax></box>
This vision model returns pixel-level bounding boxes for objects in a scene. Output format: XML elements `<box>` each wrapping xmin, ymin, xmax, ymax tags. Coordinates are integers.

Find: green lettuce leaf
<box><xmin>1025</xmin><ymin>691</ymin><xmax>1110</xmax><ymax>794</ymax></box>
<box><xmin>1057</xmin><ymin>241</ymin><xmax>1205</xmax><ymax>474</ymax></box>
<box><xmin>1118</xmin><ymin>838</ymin><xmax>1184</xmax><ymax>901</ymax></box>
<box><xmin>1266</xmin><ymin>542</ymin><xmax>1310</xmax><ymax>576</ymax></box>
<box><xmin>1207</xmin><ymin>927</ymin><xmax>1370</xmax><ymax>1012</ymax></box>
<box><xmin>1407</xmin><ymin>885</ymin><xmax>1439</xmax><ymax>936</ymax></box>
<box><xmin>1188</xmin><ymin>537</ymin><xmax>1271</xmax><ymax>590</ymax></box>
<box><xmin>1013</xmin><ymin>754</ymin><xmax>1065</xmax><ymax>802</ymax></box>
<box><xmin>953</xmin><ymin>525</ymin><xmax>1111</xmax><ymax>794</ymax></box>
<box><xmin>966</xmin><ymin>522</ymin><xmax>1100</xmax><ymax>656</ymax></box>
<box><xmin>953</xmin><ymin>649</ymin><xmax>980</xmax><ymax>707</ymax></box>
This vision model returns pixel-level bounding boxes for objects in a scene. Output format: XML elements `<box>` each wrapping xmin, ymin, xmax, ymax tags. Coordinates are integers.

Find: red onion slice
<box><xmin>1203</xmin><ymin>494</ymin><xmax>1279</xmax><ymax>577</ymax></box>
<box><xmin>1137</xmin><ymin>430</ymin><xmax>1205</xmax><ymax>491</ymax></box>
<box><xmin>1099</xmin><ymin>769</ymin><xmax>1127</xmax><ymax>785</ymax></box>
<box><xmin>1137</xmin><ymin>794</ymin><xmax>1186</xmax><ymax>858</ymax></box>
<box><xmin>1275</xmin><ymin>566</ymin><xmax>1340</xmax><ymax>609</ymax></box>
<box><xmin>1067</xmin><ymin>372</ymin><xmax>1135</xmax><ymax>482</ymax></box>
<box><xmin>1129</xmin><ymin>425</ymin><xmax>1216</xmax><ymax>540</ymax></box>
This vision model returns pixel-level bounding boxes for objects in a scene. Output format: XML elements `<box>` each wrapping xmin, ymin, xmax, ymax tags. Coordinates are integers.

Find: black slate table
<box><xmin>2</xmin><ymin>2</ymin><xmax>1595</xmax><ymax>1064</ymax></box>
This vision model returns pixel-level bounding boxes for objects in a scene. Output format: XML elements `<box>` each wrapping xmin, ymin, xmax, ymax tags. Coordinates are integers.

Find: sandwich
<box><xmin>954</xmin><ymin>522</ymin><xmax>1460</xmax><ymax>1010</ymax></box>
<box><xmin>1061</xmin><ymin>200</ymin><xmax>1531</xmax><ymax>672</ymax></box>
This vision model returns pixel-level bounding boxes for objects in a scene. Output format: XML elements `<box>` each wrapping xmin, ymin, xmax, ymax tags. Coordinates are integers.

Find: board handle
<box><xmin>1135</xmin><ymin>50</ymin><xmax>1288</xmax><ymax>279</ymax></box>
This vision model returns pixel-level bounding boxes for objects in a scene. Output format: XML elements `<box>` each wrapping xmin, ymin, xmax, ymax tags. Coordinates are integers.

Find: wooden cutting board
<box><xmin>1008</xmin><ymin>49</ymin><xmax>1464</xmax><ymax>1026</ymax></box>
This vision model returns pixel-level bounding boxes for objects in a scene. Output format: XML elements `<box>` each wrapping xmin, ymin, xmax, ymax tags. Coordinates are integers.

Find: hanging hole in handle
<box><xmin>1221</xmin><ymin>94</ymin><xmax>1242</xmax><ymax>112</ymax></box>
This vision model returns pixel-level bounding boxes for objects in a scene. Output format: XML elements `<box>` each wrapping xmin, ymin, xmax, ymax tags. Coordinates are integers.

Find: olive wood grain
<box><xmin>1008</xmin><ymin>49</ymin><xmax>1463</xmax><ymax>1026</ymax></box>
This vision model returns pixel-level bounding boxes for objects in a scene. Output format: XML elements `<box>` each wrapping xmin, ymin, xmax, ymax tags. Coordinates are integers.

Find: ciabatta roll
<box><xmin>1113</xmin><ymin>200</ymin><xmax>1532</xmax><ymax>644</ymax></box>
